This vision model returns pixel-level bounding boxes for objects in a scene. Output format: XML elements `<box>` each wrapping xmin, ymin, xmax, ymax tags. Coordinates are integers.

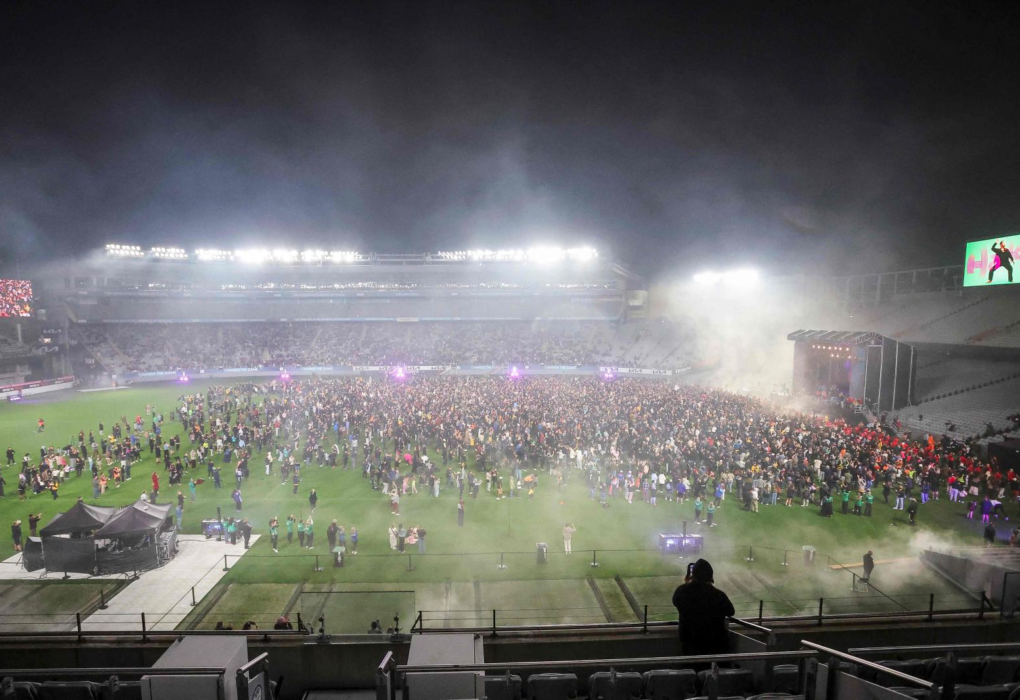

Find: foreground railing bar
<box><xmin>377</xmin><ymin>651</ymin><xmax>395</xmax><ymax>674</ymax></box>
<box><xmin>237</xmin><ymin>652</ymin><xmax>270</xmax><ymax>675</ymax></box>
<box><xmin>396</xmin><ymin>650</ymin><xmax>818</xmax><ymax>674</ymax></box>
<box><xmin>848</xmin><ymin>642</ymin><xmax>1020</xmax><ymax>655</ymax></box>
<box><xmin>727</xmin><ymin>616</ymin><xmax>771</xmax><ymax>634</ymax></box>
<box><xmin>376</xmin><ymin>606</ymin><xmax>984</xmax><ymax>636</ymax></box>
<box><xmin>800</xmin><ymin>641</ymin><xmax>934</xmax><ymax>690</ymax></box>
<box><xmin>0</xmin><ymin>606</ymin><xmax>987</xmax><ymax>643</ymax></box>
<box><xmin>0</xmin><ymin>629</ymin><xmax>304</xmax><ymax>639</ymax></box>
<box><xmin>0</xmin><ymin>667</ymin><xmax>228</xmax><ymax>677</ymax></box>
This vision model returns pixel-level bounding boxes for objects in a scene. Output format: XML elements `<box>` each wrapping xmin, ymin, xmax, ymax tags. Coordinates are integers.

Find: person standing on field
<box><xmin>562</xmin><ymin>522</ymin><xmax>576</xmax><ymax>553</ymax></box>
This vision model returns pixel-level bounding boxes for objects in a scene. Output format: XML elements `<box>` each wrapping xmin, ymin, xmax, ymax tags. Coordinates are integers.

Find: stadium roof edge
<box><xmin>787</xmin><ymin>329</ymin><xmax>885</xmax><ymax>345</ymax></box>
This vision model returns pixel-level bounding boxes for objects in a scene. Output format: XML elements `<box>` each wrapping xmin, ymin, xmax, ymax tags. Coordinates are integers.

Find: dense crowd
<box><xmin>0</xmin><ymin>279</ymin><xmax>32</xmax><ymax>318</ymax></box>
<box><xmin>222</xmin><ymin>377</ymin><xmax>1017</xmax><ymax>528</ymax></box>
<box><xmin>72</xmin><ymin>321</ymin><xmax>690</xmax><ymax>374</ymax></box>
<box><xmin>11</xmin><ymin>376</ymin><xmax>1020</xmax><ymax>556</ymax></box>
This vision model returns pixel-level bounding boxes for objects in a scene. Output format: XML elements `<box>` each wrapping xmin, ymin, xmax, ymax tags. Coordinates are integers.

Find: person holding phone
<box><xmin>672</xmin><ymin>559</ymin><xmax>734</xmax><ymax>655</ymax></box>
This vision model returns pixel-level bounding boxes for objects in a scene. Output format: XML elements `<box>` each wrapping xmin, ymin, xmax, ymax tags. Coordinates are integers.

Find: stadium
<box><xmin>1</xmin><ymin>238</ymin><xmax>1019</xmax><ymax>698</ymax></box>
<box><xmin>2</xmin><ymin>3</ymin><xmax>1020</xmax><ymax>700</ymax></box>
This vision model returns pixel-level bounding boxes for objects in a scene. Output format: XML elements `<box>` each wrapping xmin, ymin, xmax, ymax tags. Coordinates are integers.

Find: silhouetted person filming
<box><xmin>672</xmin><ymin>559</ymin><xmax>735</xmax><ymax>655</ymax></box>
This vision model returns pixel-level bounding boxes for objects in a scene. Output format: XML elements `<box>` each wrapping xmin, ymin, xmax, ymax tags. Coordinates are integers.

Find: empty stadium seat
<box><xmin>526</xmin><ymin>672</ymin><xmax>578</xmax><ymax>700</ymax></box>
<box><xmin>769</xmin><ymin>665</ymin><xmax>800</xmax><ymax>694</ymax></box>
<box><xmin>928</xmin><ymin>658</ymin><xmax>986</xmax><ymax>685</ymax></box>
<box><xmin>982</xmin><ymin>658</ymin><xmax>1020</xmax><ymax>685</ymax></box>
<box><xmin>696</xmin><ymin>669</ymin><xmax>755</xmax><ymax>697</ymax></box>
<box><xmin>952</xmin><ymin>685</ymin><xmax>1014</xmax><ymax>700</ymax></box>
<box><xmin>587</xmin><ymin>671</ymin><xmax>642</xmax><ymax>700</ymax></box>
<box><xmin>888</xmin><ymin>688</ymin><xmax>929</xmax><ymax>699</ymax></box>
<box><xmin>38</xmin><ymin>682</ymin><xmax>100</xmax><ymax>700</ymax></box>
<box><xmin>1</xmin><ymin>679</ymin><xmax>40</xmax><ymax>700</ymax></box>
<box><xmin>642</xmin><ymin>669</ymin><xmax>698</xmax><ymax>700</ymax></box>
<box><xmin>484</xmin><ymin>674</ymin><xmax>523</xmax><ymax>700</ymax></box>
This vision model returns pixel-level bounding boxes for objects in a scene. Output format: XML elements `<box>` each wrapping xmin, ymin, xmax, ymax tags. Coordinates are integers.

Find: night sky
<box><xmin>2</xmin><ymin>1</ymin><xmax>1019</xmax><ymax>279</ymax></box>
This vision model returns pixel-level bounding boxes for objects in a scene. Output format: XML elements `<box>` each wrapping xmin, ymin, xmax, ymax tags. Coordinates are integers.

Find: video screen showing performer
<box><xmin>987</xmin><ymin>240</ymin><xmax>1015</xmax><ymax>284</ymax></box>
<box><xmin>0</xmin><ymin>279</ymin><xmax>33</xmax><ymax>318</ymax></box>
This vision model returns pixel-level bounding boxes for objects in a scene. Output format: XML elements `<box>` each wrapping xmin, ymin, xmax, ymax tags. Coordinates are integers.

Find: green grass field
<box><xmin>0</xmin><ymin>380</ymin><xmax>997</xmax><ymax>632</ymax></box>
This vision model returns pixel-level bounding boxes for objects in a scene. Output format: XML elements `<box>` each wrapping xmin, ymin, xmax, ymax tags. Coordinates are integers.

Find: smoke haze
<box><xmin>2</xmin><ymin>2</ymin><xmax>1020</xmax><ymax>275</ymax></box>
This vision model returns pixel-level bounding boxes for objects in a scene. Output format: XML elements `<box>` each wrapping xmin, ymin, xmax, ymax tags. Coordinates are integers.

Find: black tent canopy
<box><xmin>96</xmin><ymin>500</ymin><xmax>171</xmax><ymax>538</ymax></box>
<box><xmin>35</xmin><ymin>497</ymin><xmax>177</xmax><ymax>575</ymax></box>
<box><xmin>39</xmin><ymin>501</ymin><xmax>117</xmax><ymax>537</ymax></box>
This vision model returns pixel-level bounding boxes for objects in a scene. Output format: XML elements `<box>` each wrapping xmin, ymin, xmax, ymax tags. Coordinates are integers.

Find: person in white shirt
<box><xmin>562</xmin><ymin>523</ymin><xmax>576</xmax><ymax>553</ymax></box>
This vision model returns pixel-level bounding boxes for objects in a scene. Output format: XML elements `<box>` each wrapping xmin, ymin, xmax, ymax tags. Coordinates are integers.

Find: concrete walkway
<box><xmin>0</xmin><ymin>554</ymin><xmax>114</xmax><ymax>581</ymax></box>
<box><xmin>82</xmin><ymin>534</ymin><xmax>259</xmax><ymax>631</ymax></box>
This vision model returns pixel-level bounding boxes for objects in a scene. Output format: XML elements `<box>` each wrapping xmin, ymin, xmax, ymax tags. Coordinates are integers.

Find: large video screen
<box><xmin>965</xmin><ymin>236</ymin><xmax>1019</xmax><ymax>287</ymax></box>
<box><xmin>0</xmin><ymin>279</ymin><xmax>33</xmax><ymax>317</ymax></box>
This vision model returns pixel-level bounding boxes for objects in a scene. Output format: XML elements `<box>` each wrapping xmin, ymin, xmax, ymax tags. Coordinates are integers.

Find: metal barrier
<box><xmin>800</xmin><ymin>640</ymin><xmax>945</xmax><ymax>699</ymax></box>
<box><xmin>236</xmin><ymin>652</ymin><xmax>271</xmax><ymax>700</ymax></box>
<box><xmin>848</xmin><ymin>642</ymin><xmax>1020</xmax><ymax>656</ymax></box>
<box><xmin>0</xmin><ymin>627</ymin><xmax>304</xmax><ymax>642</ymax></box>
<box><xmin>407</xmin><ymin>600</ymin><xmax>994</xmax><ymax>637</ymax></box>
<box><xmin>380</xmin><ymin>649</ymin><xmax>820</xmax><ymax>700</ymax></box>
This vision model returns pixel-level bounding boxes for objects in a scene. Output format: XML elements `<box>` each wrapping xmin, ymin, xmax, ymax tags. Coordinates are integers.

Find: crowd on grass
<box><xmin>7</xmin><ymin>377</ymin><xmax>1020</xmax><ymax>555</ymax></box>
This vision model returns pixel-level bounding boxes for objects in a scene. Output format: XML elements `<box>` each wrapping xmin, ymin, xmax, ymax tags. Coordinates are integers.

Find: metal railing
<box><xmin>800</xmin><ymin>640</ymin><xmax>946</xmax><ymax>699</ymax></box>
<box><xmin>848</xmin><ymin>642</ymin><xmax>1020</xmax><ymax>657</ymax></box>
<box><xmin>379</xmin><ymin>649</ymin><xmax>820</xmax><ymax>700</ymax></box>
<box><xmin>408</xmin><ymin>593</ymin><xmax>995</xmax><ymax>637</ymax></box>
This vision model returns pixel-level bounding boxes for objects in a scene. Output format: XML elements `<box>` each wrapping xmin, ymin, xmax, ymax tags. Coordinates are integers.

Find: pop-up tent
<box><xmin>39</xmin><ymin>501</ymin><xmax>117</xmax><ymax>537</ymax></box>
<box><xmin>95</xmin><ymin>499</ymin><xmax>171</xmax><ymax>539</ymax></box>
<box><xmin>94</xmin><ymin>499</ymin><xmax>175</xmax><ymax>574</ymax></box>
<box><xmin>34</xmin><ymin>498</ymin><xmax>177</xmax><ymax>575</ymax></box>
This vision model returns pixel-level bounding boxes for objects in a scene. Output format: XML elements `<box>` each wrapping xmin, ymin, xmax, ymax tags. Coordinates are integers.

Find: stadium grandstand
<box><xmin>6</xmin><ymin>2</ymin><xmax>1020</xmax><ymax>698</ymax></box>
<box><xmin>0</xmin><ymin>244</ymin><xmax>1017</xmax><ymax>700</ymax></box>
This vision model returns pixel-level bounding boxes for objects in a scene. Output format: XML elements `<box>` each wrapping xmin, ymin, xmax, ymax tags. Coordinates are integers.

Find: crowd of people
<box><xmin>71</xmin><ymin>321</ymin><xmax>691</xmax><ymax>375</ymax></box>
<box><xmin>0</xmin><ymin>279</ymin><xmax>32</xmax><ymax>318</ymax></box>
<box><xmin>9</xmin><ymin>375</ymin><xmax>1020</xmax><ymax>559</ymax></box>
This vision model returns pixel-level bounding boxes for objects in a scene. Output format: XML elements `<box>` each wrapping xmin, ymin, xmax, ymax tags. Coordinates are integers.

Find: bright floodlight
<box><xmin>195</xmin><ymin>248</ymin><xmax>231</xmax><ymax>262</ymax></box>
<box><xmin>509</xmin><ymin>365</ymin><xmax>520</xmax><ymax>378</ymax></box>
<box><xmin>727</xmin><ymin>268</ymin><xmax>760</xmax><ymax>289</ymax></box>
<box><xmin>301</xmin><ymin>249</ymin><xmax>327</xmax><ymax>263</ymax></box>
<box><xmin>692</xmin><ymin>269</ymin><xmax>759</xmax><ymax>287</ymax></box>
<box><xmin>236</xmin><ymin>248</ymin><xmax>270</xmax><ymax>264</ymax></box>
<box><xmin>272</xmin><ymin>248</ymin><xmax>299</xmax><ymax>263</ymax></box>
<box><xmin>693</xmin><ymin>271</ymin><xmax>721</xmax><ymax>285</ymax></box>
<box><xmin>105</xmin><ymin>244</ymin><xmax>144</xmax><ymax>257</ymax></box>
<box><xmin>569</xmin><ymin>246</ymin><xmax>597</xmax><ymax>262</ymax></box>
<box><xmin>527</xmin><ymin>245</ymin><xmax>566</xmax><ymax>265</ymax></box>
<box><xmin>328</xmin><ymin>251</ymin><xmax>361</xmax><ymax>263</ymax></box>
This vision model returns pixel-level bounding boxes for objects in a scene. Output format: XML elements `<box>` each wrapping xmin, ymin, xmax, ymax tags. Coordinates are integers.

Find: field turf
<box><xmin>0</xmin><ymin>380</ymin><xmax>999</xmax><ymax>631</ymax></box>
